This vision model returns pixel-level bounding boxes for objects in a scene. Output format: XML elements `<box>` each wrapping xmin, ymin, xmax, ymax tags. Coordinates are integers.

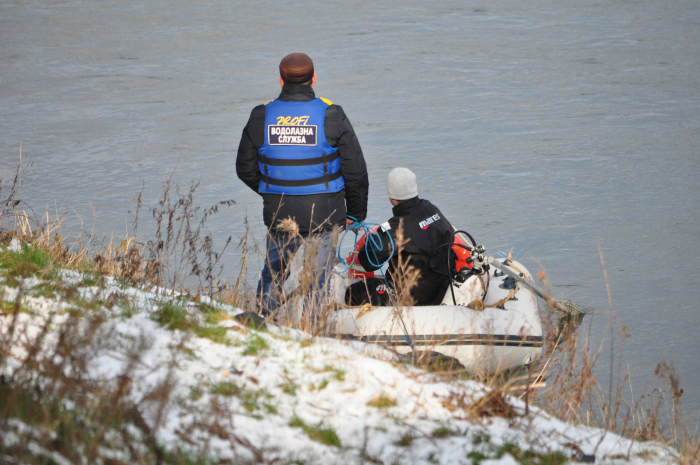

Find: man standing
<box><xmin>345</xmin><ymin>168</ymin><xmax>455</xmax><ymax>307</ymax></box>
<box><xmin>236</xmin><ymin>53</ymin><xmax>369</xmax><ymax>316</ymax></box>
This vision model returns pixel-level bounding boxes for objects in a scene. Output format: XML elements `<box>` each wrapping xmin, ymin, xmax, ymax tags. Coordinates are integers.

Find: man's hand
<box><xmin>345</xmin><ymin>217</ymin><xmax>355</xmax><ymax>230</ymax></box>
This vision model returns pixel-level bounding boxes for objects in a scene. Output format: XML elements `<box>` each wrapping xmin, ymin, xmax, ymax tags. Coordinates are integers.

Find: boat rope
<box><xmin>356</xmin><ymin>303</ymin><xmax>374</xmax><ymax>318</ymax></box>
<box><xmin>487</xmin><ymin>281</ymin><xmax>520</xmax><ymax>309</ymax></box>
<box><xmin>498</xmin><ymin>247</ymin><xmax>524</xmax><ymax>262</ymax></box>
<box><xmin>501</xmin><ymin>249</ymin><xmax>529</xmax><ymax>277</ymax></box>
<box><xmin>466</xmin><ymin>281</ymin><xmax>520</xmax><ymax>311</ymax></box>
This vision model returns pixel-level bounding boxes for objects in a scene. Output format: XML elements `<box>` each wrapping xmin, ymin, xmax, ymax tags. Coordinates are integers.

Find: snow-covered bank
<box><xmin>0</xmin><ymin>243</ymin><xmax>678</xmax><ymax>464</ymax></box>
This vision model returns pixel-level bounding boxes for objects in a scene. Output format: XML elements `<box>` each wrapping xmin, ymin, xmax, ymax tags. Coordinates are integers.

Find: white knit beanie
<box><xmin>387</xmin><ymin>167</ymin><xmax>418</xmax><ymax>201</ymax></box>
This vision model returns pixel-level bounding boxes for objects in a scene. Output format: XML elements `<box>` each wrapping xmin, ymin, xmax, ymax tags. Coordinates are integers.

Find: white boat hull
<box><xmin>329</xmin><ymin>259</ymin><xmax>543</xmax><ymax>373</ymax></box>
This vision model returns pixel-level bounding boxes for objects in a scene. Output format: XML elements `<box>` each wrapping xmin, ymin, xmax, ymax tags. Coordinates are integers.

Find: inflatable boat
<box><xmin>281</xmin><ymin>227</ymin><xmax>546</xmax><ymax>374</ymax></box>
<box><xmin>329</xmin><ymin>255</ymin><xmax>543</xmax><ymax>373</ymax></box>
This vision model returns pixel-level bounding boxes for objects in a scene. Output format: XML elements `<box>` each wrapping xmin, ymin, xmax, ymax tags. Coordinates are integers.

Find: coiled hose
<box><xmin>336</xmin><ymin>216</ymin><xmax>395</xmax><ymax>274</ymax></box>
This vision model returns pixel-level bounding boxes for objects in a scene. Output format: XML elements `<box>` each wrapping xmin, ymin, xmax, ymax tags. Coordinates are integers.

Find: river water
<box><xmin>1</xmin><ymin>0</ymin><xmax>699</xmax><ymax>415</ymax></box>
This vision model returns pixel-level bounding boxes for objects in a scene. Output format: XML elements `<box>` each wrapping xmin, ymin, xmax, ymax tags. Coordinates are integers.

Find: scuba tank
<box><xmin>441</xmin><ymin>232</ymin><xmax>488</xmax><ymax>306</ymax></box>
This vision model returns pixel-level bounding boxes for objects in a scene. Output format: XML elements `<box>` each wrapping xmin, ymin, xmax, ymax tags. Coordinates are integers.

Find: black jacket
<box><xmin>236</xmin><ymin>84</ymin><xmax>369</xmax><ymax>232</ymax></box>
<box><xmin>358</xmin><ymin>197</ymin><xmax>454</xmax><ymax>305</ymax></box>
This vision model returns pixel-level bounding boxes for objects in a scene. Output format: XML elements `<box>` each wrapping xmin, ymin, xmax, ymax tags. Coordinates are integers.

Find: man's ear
<box><xmin>311</xmin><ymin>73</ymin><xmax>317</xmax><ymax>86</ymax></box>
<box><xmin>279</xmin><ymin>76</ymin><xmax>285</xmax><ymax>87</ymax></box>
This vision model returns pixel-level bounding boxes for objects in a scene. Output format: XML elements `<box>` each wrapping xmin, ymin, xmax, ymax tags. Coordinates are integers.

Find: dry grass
<box><xmin>1</xmin><ymin>159</ymin><xmax>698</xmax><ymax>463</ymax></box>
<box><xmin>252</xmin><ymin>223</ymin><xmax>342</xmax><ymax>336</ymax></box>
<box><xmin>0</xmin><ymin>160</ymin><xmax>245</xmax><ymax>305</ymax></box>
<box><xmin>439</xmin><ymin>389</ymin><xmax>519</xmax><ymax>420</ymax></box>
<box><xmin>0</xmin><ymin>162</ymin><xmax>271</xmax><ymax>463</ymax></box>
<box><xmin>262</xmin><ymin>200</ymin><xmax>699</xmax><ymax>462</ymax></box>
<box><xmin>0</xmin><ymin>269</ymin><xmax>270</xmax><ymax>464</ymax></box>
<box><xmin>527</xmin><ymin>267</ymin><xmax>699</xmax><ymax>464</ymax></box>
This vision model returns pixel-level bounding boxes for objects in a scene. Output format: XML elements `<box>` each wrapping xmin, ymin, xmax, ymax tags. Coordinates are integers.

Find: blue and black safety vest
<box><xmin>257</xmin><ymin>98</ymin><xmax>345</xmax><ymax>195</ymax></box>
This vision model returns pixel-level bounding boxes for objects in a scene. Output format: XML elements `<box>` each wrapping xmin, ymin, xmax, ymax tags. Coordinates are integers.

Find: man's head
<box><xmin>387</xmin><ymin>167</ymin><xmax>418</xmax><ymax>205</ymax></box>
<box><xmin>279</xmin><ymin>53</ymin><xmax>316</xmax><ymax>87</ymax></box>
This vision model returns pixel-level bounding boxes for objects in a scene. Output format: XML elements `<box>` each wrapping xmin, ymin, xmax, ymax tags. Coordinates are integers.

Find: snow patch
<box><xmin>0</xmin><ymin>266</ymin><xmax>678</xmax><ymax>464</ymax></box>
<box><xmin>7</xmin><ymin>237</ymin><xmax>21</xmax><ymax>252</ymax></box>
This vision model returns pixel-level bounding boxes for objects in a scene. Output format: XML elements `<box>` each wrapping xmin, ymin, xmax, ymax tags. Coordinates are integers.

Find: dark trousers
<box><xmin>257</xmin><ymin>230</ymin><xmax>334</xmax><ymax>316</ymax></box>
<box><xmin>345</xmin><ymin>278</ymin><xmax>394</xmax><ymax>307</ymax></box>
<box><xmin>346</xmin><ymin>277</ymin><xmax>450</xmax><ymax>307</ymax></box>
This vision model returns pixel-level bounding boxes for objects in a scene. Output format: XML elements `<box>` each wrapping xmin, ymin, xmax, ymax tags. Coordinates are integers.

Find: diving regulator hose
<box><xmin>335</xmin><ymin>216</ymin><xmax>395</xmax><ymax>274</ymax></box>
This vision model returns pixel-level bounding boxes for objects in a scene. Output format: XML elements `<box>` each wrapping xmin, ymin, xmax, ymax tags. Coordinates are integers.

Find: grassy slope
<box><xmin>0</xmin><ymin>238</ymin><xmax>679</xmax><ymax>464</ymax></box>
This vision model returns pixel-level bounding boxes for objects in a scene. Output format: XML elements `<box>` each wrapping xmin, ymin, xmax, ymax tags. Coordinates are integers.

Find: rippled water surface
<box><xmin>2</xmin><ymin>0</ymin><xmax>699</xmax><ymax>414</ymax></box>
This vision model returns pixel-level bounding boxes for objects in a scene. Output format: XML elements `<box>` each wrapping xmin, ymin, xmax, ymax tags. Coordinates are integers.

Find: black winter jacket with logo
<box><xmin>357</xmin><ymin>197</ymin><xmax>454</xmax><ymax>305</ymax></box>
<box><xmin>236</xmin><ymin>84</ymin><xmax>369</xmax><ymax>232</ymax></box>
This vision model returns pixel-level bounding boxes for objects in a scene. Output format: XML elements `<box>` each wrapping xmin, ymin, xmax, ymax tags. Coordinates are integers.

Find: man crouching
<box><xmin>345</xmin><ymin>167</ymin><xmax>456</xmax><ymax>307</ymax></box>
